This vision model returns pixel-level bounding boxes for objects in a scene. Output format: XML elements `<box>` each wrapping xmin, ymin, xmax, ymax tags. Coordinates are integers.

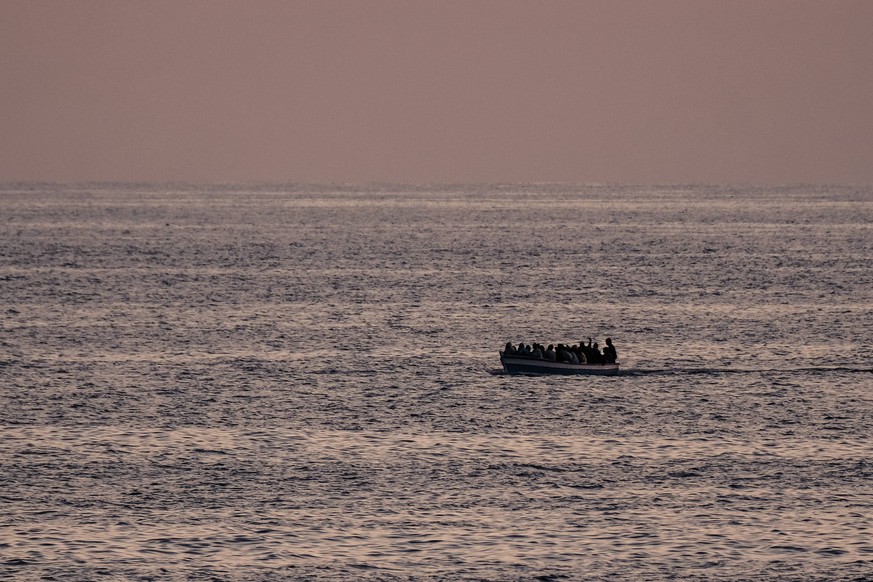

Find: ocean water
<box><xmin>1</xmin><ymin>183</ymin><xmax>872</xmax><ymax>581</ymax></box>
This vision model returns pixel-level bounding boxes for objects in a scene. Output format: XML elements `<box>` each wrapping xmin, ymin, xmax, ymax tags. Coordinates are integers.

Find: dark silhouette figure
<box><xmin>603</xmin><ymin>338</ymin><xmax>617</xmax><ymax>364</ymax></box>
<box><xmin>589</xmin><ymin>342</ymin><xmax>602</xmax><ymax>364</ymax></box>
<box><xmin>580</xmin><ymin>338</ymin><xmax>594</xmax><ymax>363</ymax></box>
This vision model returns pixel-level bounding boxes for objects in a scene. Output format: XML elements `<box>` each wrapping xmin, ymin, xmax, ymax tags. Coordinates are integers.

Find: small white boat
<box><xmin>499</xmin><ymin>351</ymin><xmax>620</xmax><ymax>376</ymax></box>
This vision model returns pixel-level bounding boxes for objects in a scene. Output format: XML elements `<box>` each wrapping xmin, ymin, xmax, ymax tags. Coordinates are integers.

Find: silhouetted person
<box><xmin>604</xmin><ymin>338</ymin><xmax>617</xmax><ymax>364</ymax></box>
<box><xmin>544</xmin><ymin>344</ymin><xmax>556</xmax><ymax>361</ymax></box>
<box><xmin>505</xmin><ymin>342</ymin><xmax>517</xmax><ymax>355</ymax></box>
<box><xmin>589</xmin><ymin>342</ymin><xmax>602</xmax><ymax>364</ymax></box>
<box><xmin>566</xmin><ymin>346</ymin><xmax>579</xmax><ymax>364</ymax></box>
<box><xmin>580</xmin><ymin>338</ymin><xmax>594</xmax><ymax>362</ymax></box>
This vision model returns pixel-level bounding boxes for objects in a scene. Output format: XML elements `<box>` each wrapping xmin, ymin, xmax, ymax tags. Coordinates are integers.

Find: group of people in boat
<box><xmin>503</xmin><ymin>338</ymin><xmax>617</xmax><ymax>365</ymax></box>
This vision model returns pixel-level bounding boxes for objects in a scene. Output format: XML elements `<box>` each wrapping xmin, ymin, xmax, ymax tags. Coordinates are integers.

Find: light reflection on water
<box><xmin>2</xmin><ymin>183</ymin><xmax>872</xmax><ymax>580</ymax></box>
<box><xmin>3</xmin><ymin>426</ymin><xmax>872</xmax><ymax>577</ymax></box>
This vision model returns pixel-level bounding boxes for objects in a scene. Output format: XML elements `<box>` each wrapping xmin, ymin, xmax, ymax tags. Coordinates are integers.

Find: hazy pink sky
<box><xmin>2</xmin><ymin>1</ymin><xmax>872</xmax><ymax>183</ymax></box>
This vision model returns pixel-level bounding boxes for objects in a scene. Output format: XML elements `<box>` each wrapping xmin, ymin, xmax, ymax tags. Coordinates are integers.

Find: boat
<box><xmin>499</xmin><ymin>351</ymin><xmax>620</xmax><ymax>376</ymax></box>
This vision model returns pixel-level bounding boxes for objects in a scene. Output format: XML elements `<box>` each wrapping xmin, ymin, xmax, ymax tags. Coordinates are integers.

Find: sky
<box><xmin>2</xmin><ymin>1</ymin><xmax>872</xmax><ymax>184</ymax></box>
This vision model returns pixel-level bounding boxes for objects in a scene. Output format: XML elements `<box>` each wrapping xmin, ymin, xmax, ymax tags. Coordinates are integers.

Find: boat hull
<box><xmin>500</xmin><ymin>352</ymin><xmax>620</xmax><ymax>376</ymax></box>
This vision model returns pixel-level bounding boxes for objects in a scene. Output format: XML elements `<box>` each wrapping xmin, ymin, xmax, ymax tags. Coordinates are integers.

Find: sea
<box><xmin>1</xmin><ymin>183</ymin><xmax>872</xmax><ymax>581</ymax></box>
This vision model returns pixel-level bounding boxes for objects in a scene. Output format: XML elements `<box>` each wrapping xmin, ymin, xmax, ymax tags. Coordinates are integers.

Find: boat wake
<box><xmin>624</xmin><ymin>366</ymin><xmax>873</xmax><ymax>377</ymax></box>
<box><xmin>488</xmin><ymin>365</ymin><xmax>873</xmax><ymax>377</ymax></box>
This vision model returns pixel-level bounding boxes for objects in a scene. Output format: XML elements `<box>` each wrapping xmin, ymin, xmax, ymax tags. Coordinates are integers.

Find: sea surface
<box><xmin>1</xmin><ymin>183</ymin><xmax>872</xmax><ymax>581</ymax></box>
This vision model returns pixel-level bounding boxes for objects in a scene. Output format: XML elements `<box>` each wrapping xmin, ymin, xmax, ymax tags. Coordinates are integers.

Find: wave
<box><xmin>623</xmin><ymin>366</ymin><xmax>873</xmax><ymax>377</ymax></box>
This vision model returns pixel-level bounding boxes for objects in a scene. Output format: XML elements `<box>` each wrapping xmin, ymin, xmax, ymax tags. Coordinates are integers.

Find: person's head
<box><xmin>547</xmin><ymin>344</ymin><xmax>554</xmax><ymax>350</ymax></box>
<box><xmin>593</xmin><ymin>342</ymin><xmax>599</xmax><ymax>349</ymax></box>
<box><xmin>605</xmin><ymin>338</ymin><xmax>612</xmax><ymax>346</ymax></box>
